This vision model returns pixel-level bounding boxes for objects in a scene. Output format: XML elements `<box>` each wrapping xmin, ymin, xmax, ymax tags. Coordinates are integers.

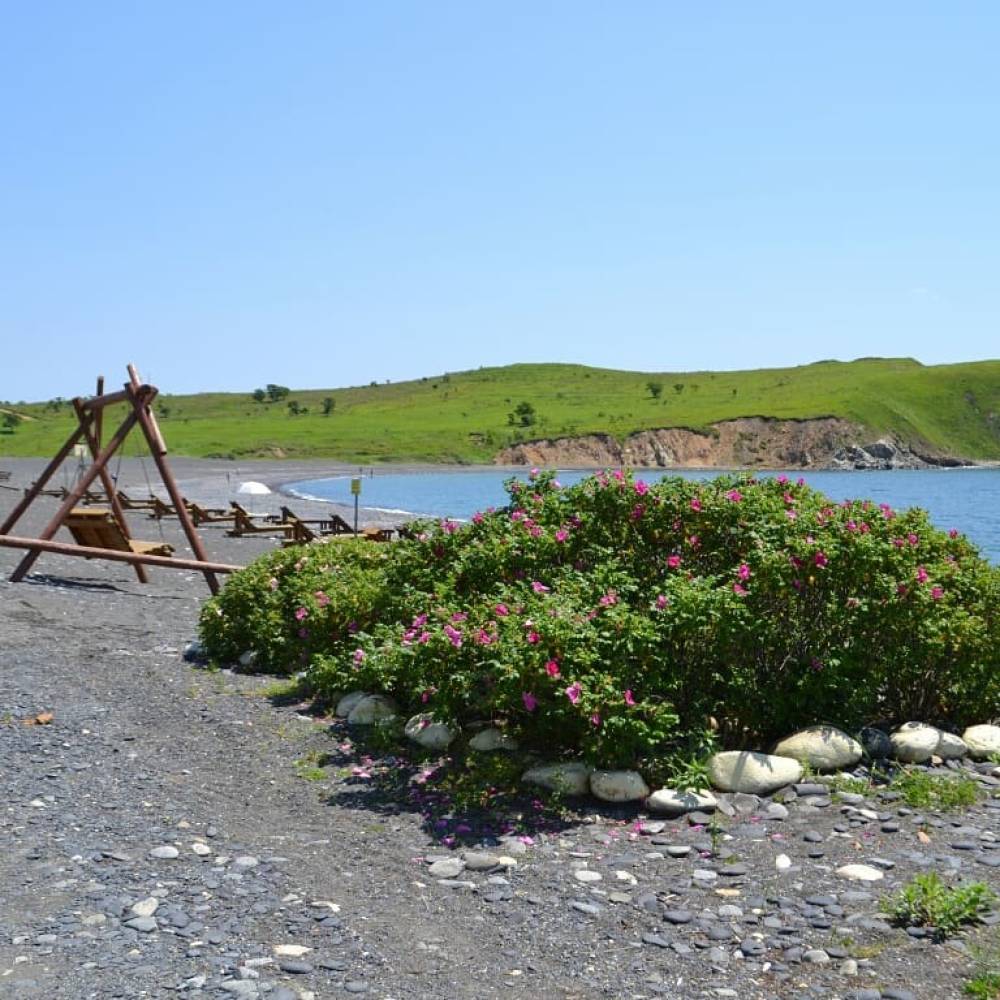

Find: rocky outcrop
<box><xmin>495</xmin><ymin>417</ymin><xmax>971</xmax><ymax>470</ymax></box>
<box><xmin>829</xmin><ymin>438</ymin><xmax>969</xmax><ymax>470</ymax></box>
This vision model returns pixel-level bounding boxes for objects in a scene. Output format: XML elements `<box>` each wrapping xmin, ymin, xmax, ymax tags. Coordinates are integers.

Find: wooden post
<box><xmin>126</xmin><ymin>369</ymin><xmax>220</xmax><ymax>594</ymax></box>
<box><xmin>0</xmin><ymin>534</ymin><xmax>240</xmax><ymax>574</ymax></box>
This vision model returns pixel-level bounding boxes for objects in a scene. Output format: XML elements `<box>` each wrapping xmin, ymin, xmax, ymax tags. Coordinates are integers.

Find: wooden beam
<box><xmin>0</xmin><ymin>534</ymin><xmax>241</xmax><ymax>574</ymax></box>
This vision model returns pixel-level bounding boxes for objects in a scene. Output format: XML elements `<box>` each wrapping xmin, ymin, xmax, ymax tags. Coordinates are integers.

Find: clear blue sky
<box><xmin>2</xmin><ymin>2</ymin><xmax>998</xmax><ymax>401</ymax></box>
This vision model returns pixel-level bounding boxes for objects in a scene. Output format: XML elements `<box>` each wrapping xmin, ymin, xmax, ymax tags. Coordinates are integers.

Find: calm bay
<box><xmin>286</xmin><ymin>467</ymin><xmax>1000</xmax><ymax>563</ymax></box>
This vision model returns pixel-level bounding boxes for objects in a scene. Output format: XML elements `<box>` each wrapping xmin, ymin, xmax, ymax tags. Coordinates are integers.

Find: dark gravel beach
<box><xmin>2</xmin><ymin>459</ymin><xmax>1000</xmax><ymax>999</ymax></box>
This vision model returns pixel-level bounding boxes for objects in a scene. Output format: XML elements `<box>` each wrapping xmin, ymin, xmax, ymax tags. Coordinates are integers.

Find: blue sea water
<box><xmin>286</xmin><ymin>467</ymin><xmax>1000</xmax><ymax>563</ymax></box>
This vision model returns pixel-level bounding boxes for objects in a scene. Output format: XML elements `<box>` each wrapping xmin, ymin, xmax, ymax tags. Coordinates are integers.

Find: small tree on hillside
<box><xmin>646</xmin><ymin>380</ymin><xmax>663</xmax><ymax>399</ymax></box>
<box><xmin>322</xmin><ymin>397</ymin><xmax>335</xmax><ymax>416</ymax></box>
<box><xmin>266</xmin><ymin>384</ymin><xmax>290</xmax><ymax>402</ymax></box>
<box><xmin>252</xmin><ymin>388</ymin><xmax>266</xmax><ymax>403</ymax></box>
<box><xmin>508</xmin><ymin>401</ymin><xmax>537</xmax><ymax>427</ymax></box>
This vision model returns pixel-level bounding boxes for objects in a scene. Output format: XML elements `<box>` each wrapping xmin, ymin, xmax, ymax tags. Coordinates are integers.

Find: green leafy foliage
<box><xmin>891</xmin><ymin>769</ymin><xmax>982</xmax><ymax>810</ymax></box>
<box><xmin>966</xmin><ymin>972</ymin><xmax>1000</xmax><ymax>999</ymax></box>
<box><xmin>883</xmin><ymin>872</ymin><xmax>995</xmax><ymax>939</ymax></box>
<box><xmin>199</xmin><ymin>470</ymin><xmax>1000</xmax><ymax>768</ymax></box>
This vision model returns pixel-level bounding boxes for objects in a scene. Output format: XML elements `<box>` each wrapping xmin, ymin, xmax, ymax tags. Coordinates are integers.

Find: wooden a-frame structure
<box><xmin>0</xmin><ymin>364</ymin><xmax>239</xmax><ymax>593</ymax></box>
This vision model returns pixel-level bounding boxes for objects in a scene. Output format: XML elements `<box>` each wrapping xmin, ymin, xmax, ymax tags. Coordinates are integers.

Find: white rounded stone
<box><xmin>589</xmin><ymin>770</ymin><xmax>651</xmax><ymax>803</ymax></box>
<box><xmin>962</xmin><ymin>724</ymin><xmax>1000</xmax><ymax>760</ymax></box>
<box><xmin>890</xmin><ymin>722</ymin><xmax>941</xmax><ymax>763</ymax></box>
<box><xmin>238</xmin><ymin>650</ymin><xmax>258</xmax><ymax>668</ymax></box>
<box><xmin>646</xmin><ymin>787</ymin><xmax>718</xmax><ymax>816</ymax></box>
<box><xmin>521</xmin><ymin>761</ymin><xmax>593</xmax><ymax>796</ymax></box>
<box><xmin>191</xmin><ymin>842</ymin><xmax>212</xmax><ymax>857</ymax></box>
<box><xmin>772</xmin><ymin>725</ymin><xmax>863</xmax><ymax>771</ymax></box>
<box><xmin>148</xmin><ymin>845</ymin><xmax>179</xmax><ymax>860</ymax></box>
<box><xmin>335</xmin><ymin>690</ymin><xmax>371</xmax><ymax>718</ymax></box>
<box><xmin>775</xmin><ymin>854</ymin><xmax>792</xmax><ymax>871</ymax></box>
<box><xmin>131</xmin><ymin>897</ymin><xmax>159</xmax><ymax>917</ymax></box>
<box><xmin>574</xmin><ymin>869</ymin><xmax>602</xmax><ymax>883</ymax></box>
<box><xmin>936</xmin><ymin>732</ymin><xmax>969</xmax><ymax>760</ymax></box>
<box><xmin>835</xmin><ymin>864</ymin><xmax>884</xmax><ymax>882</ymax></box>
<box><xmin>706</xmin><ymin>751</ymin><xmax>803</xmax><ymax>795</ymax></box>
<box><xmin>468</xmin><ymin>727</ymin><xmax>520</xmax><ymax>752</ymax></box>
<box><xmin>346</xmin><ymin>694</ymin><xmax>398</xmax><ymax>726</ymax></box>
<box><xmin>274</xmin><ymin>944</ymin><xmax>312</xmax><ymax>957</ymax></box>
<box><xmin>427</xmin><ymin>857</ymin><xmax>465</xmax><ymax>879</ymax></box>
<box><xmin>404</xmin><ymin>713</ymin><xmax>455</xmax><ymax>750</ymax></box>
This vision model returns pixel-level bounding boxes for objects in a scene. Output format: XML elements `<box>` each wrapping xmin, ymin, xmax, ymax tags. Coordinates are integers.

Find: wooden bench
<box><xmin>65</xmin><ymin>508</ymin><xmax>174</xmax><ymax>557</ymax></box>
<box><xmin>186</xmin><ymin>501</ymin><xmax>234</xmax><ymax>526</ymax></box>
<box><xmin>279</xmin><ymin>505</ymin><xmax>354</xmax><ymax>536</ymax></box>
<box><xmin>226</xmin><ymin>502</ymin><xmax>294</xmax><ymax>539</ymax></box>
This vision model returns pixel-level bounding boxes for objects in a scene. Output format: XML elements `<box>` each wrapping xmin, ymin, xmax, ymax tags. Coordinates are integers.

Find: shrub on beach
<box><xmin>199</xmin><ymin>470</ymin><xmax>1000</xmax><ymax>768</ymax></box>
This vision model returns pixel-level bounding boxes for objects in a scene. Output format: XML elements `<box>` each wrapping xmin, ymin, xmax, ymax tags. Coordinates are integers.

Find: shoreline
<box><xmin>3</xmin><ymin>454</ymin><xmax>999</xmax><ymax>531</ymax></box>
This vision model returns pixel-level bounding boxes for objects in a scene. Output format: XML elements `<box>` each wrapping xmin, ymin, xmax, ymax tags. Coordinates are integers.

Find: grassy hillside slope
<box><xmin>2</xmin><ymin>358</ymin><xmax>999</xmax><ymax>464</ymax></box>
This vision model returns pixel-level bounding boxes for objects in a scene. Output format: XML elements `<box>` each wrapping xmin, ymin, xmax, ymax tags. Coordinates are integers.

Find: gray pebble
<box><xmin>278</xmin><ymin>959</ymin><xmax>313</xmax><ymax>974</ymax></box>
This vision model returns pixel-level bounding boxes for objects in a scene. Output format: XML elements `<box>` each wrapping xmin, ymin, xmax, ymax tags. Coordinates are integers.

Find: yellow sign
<box><xmin>350</xmin><ymin>478</ymin><xmax>362</xmax><ymax>496</ymax></box>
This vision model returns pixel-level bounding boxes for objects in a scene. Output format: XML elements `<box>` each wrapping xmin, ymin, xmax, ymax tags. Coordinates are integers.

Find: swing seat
<box><xmin>65</xmin><ymin>508</ymin><xmax>174</xmax><ymax>558</ymax></box>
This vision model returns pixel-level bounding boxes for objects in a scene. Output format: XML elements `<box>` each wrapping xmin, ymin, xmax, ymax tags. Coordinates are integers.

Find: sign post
<box><xmin>350</xmin><ymin>477</ymin><xmax>361</xmax><ymax>536</ymax></box>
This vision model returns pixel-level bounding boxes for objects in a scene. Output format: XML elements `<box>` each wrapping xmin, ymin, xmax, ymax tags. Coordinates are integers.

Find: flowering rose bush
<box><xmin>200</xmin><ymin>470</ymin><xmax>1000</xmax><ymax>767</ymax></box>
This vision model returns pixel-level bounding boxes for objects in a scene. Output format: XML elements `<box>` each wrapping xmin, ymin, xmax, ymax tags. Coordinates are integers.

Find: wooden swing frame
<box><xmin>0</xmin><ymin>364</ymin><xmax>239</xmax><ymax>593</ymax></box>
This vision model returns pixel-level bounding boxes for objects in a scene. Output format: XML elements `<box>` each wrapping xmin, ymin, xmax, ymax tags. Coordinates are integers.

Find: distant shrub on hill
<box><xmin>199</xmin><ymin>471</ymin><xmax>1000</xmax><ymax>768</ymax></box>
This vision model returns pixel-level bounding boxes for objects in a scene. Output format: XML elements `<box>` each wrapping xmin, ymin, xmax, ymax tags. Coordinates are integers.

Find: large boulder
<box><xmin>890</xmin><ymin>722</ymin><xmax>941</xmax><ymax>763</ymax></box>
<box><xmin>468</xmin><ymin>727</ymin><xmax>520</xmax><ymax>752</ymax></box>
<box><xmin>346</xmin><ymin>694</ymin><xmax>398</xmax><ymax>726</ymax></box>
<box><xmin>589</xmin><ymin>770</ymin><xmax>650</xmax><ymax>803</ymax></box>
<box><xmin>963</xmin><ymin>724</ymin><xmax>1000</xmax><ymax>760</ymax></box>
<box><xmin>335</xmin><ymin>690</ymin><xmax>370</xmax><ymax>717</ymax></box>
<box><xmin>646</xmin><ymin>788</ymin><xmax>718</xmax><ymax>816</ymax></box>
<box><xmin>404</xmin><ymin>713</ymin><xmax>455</xmax><ymax>750</ymax></box>
<box><xmin>522</xmin><ymin>762</ymin><xmax>592</xmax><ymax>796</ymax></box>
<box><xmin>706</xmin><ymin>752</ymin><xmax>803</xmax><ymax>795</ymax></box>
<box><xmin>858</xmin><ymin>726</ymin><xmax>892</xmax><ymax>760</ymax></box>
<box><xmin>936</xmin><ymin>732</ymin><xmax>969</xmax><ymax>760</ymax></box>
<box><xmin>772</xmin><ymin>725</ymin><xmax>863</xmax><ymax>771</ymax></box>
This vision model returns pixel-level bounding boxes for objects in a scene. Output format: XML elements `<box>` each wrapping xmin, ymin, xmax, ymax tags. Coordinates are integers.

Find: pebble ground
<box><xmin>2</xmin><ymin>460</ymin><xmax>1000</xmax><ymax>999</ymax></box>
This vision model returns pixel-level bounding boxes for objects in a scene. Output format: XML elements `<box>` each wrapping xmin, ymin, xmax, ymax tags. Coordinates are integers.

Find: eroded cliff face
<box><xmin>494</xmin><ymin>417</ymin><xmax>967</xmax><ymax>470</ymax></box>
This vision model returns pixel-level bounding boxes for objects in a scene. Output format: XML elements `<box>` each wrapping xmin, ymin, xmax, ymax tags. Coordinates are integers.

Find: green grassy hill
<box><xmin>2</xmin><ymin>358</ymin><xmax>999</xmax><ymax>464</ymax></box>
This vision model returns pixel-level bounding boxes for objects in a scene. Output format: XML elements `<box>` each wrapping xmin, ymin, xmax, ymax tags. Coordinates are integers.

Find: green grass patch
<box><xmin>293</xmin><ymin>750</ymin><xmax>328</xmax><ymax>782</ymax></box>
<box><xmin>4</xmin><ymin>357</ymin><xmax>1000</xmax><ymax>463</ymax></box>
<box><xmin>891</xmin><ymin>769</ymin><xmax>982</xmax><ymax>810</ymax></box>
<box><xmin>967</xmin><ymin>972</ymin><xmax>1000</xmax><ymax>999</ymax></box>
<box><xmin>967</xmin><ymin>929</ymin><xmax>1000</xmax><ymax>997</ymax></box>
